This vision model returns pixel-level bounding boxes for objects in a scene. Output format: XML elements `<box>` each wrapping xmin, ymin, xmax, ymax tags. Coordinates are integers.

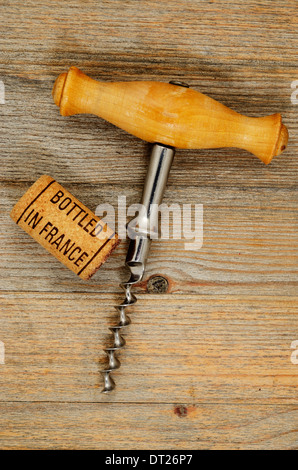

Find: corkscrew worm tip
<box><xmin>100</xmin><ymin>275</ymin><xmax>139</xmax><ymax>393</ymax></box>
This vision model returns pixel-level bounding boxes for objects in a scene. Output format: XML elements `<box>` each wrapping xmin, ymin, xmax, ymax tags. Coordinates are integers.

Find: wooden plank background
<box><xmin>0</xmin><ymin>0</ymin><xmax>297</xmax><ymax>450</ymax></box>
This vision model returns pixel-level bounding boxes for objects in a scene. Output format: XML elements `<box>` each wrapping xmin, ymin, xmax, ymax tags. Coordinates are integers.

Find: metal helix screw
<box><xmin>101</xmin><ymin>274</ymin><xmax>139</xmax><ymax>393</ymax></box>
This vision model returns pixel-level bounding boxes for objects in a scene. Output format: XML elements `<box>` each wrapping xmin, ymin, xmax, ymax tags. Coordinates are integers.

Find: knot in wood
<box><xmin>147</xmin><ymin>275</ymin><xmax>169</xmax><ymax>294</ymax></box>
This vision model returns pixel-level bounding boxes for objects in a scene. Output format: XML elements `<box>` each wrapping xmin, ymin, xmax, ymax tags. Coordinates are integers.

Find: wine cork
<box><xmin>10</xmin><ymin>175</ymin><xmax>120</xmax><ymax>280</ymax></box>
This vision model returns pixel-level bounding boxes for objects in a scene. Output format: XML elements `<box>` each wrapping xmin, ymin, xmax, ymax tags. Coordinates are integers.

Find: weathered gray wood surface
<box><xmin>0</xmin><ymin>0</ymin><xmax>297</xmax><ymax>450</ymax></box>
<box><xmin>1</xmin><ymin>292</ymin><xmax>297</xmax><ymax>403</ymax></box>
<box><xmin>1</xmin><ymin>403</ymin><xmax>297</xmax><ymax>450</ymax></box>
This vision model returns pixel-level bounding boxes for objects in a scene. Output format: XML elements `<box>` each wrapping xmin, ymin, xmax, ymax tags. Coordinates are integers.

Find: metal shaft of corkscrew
<box><xmin>101</xmin><ymin>143</ymin><xmax>175</xmax><ymax>392</ymax></box>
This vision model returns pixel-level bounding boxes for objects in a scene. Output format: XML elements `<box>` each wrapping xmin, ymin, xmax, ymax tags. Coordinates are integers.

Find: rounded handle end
<box><xmin>52</xmin><ymin>72</ymin><xmax>67</xmax><ymax>108</ymax></box>
<box><xmin>274</xmin><ymin>123</ymin><xmax>289</xmax><ymax>157</ymax></box>
<box><xmin>252</xmin><ymin>115</ymin><xmax>289</xmax><ymax>165</ymax></box>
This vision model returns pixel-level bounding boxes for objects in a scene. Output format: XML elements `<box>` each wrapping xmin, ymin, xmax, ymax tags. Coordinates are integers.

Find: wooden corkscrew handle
<box><xmin>53</xmin><ymin>66</ymin><xmax>288</xmax><ymax>164</ymax></box>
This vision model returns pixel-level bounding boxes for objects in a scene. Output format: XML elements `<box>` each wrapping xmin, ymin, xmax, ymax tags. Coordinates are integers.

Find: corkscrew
<box><xmin>102</xmin><ymin>143</ymin><xmax>174</xmax><ymax>392</ymax></box>
<box><xmin>52</xmin><ymin>66</ymin><xmax>288</xmax><ymax>392</ymax></box>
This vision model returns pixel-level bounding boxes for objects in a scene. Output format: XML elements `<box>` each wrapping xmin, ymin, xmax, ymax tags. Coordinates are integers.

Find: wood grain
<box><xmin>0</xmin><ymin>292</ymin><xmax>297</xmax><ymax>403</ymax></box>
<box><xmin>0</xmin><ymin>403</ymin><xmax>297</xmax><ymax>450</ymax></box>
<box><xmin>2</xmin><ymin>182</ymin><xmax>297</xmax><ymax>296</ymax></box>
<box><xmin>0</xmin><ymin>0</ymin><xmax>297</xmax><ymax>450</ymax></box>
